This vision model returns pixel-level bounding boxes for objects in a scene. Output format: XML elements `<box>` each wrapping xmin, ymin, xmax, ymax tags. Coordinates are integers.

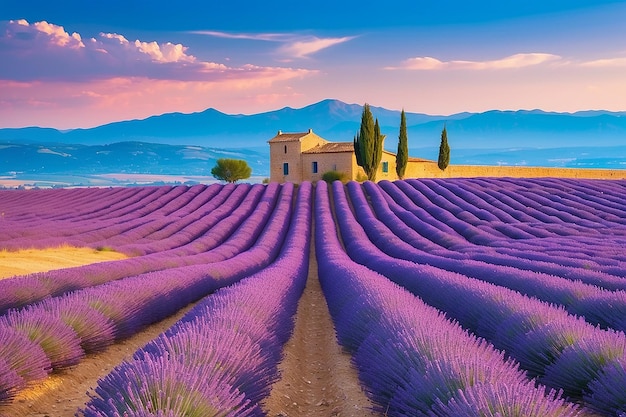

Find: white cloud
<box><xmin>278</xmin><ymin>36</ymin><xmax>355</xmax><ymax>59</ymax></box>
<box><xmin>387</xmin><ymin>53</ymin><xmax>562</xmax><ymax>70</ymax></box>
<box><xmin>190</xmin><ymin>30</ymin><xmax>286</xmax><ymax>42</ymax></box>
<box><xmin>192</xmin><ymin>30</ymin><xmax>355</xmax><ymax>59</ymax></box>
<box><xmin>31</xmin><ymin>20</ymin><xmax>85</xmax><ymax>48</ymax></box>
<box><xmin>580</xmin><ymin>57</ymin><xmax>626</xmax><ymax>67</ymax></box>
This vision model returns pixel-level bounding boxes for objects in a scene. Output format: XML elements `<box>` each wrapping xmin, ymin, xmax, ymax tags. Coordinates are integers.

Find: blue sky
<box><xmin>1</xmin><ymin>1</ymin><xmax>625</xmax><ymax>128</ymax></box>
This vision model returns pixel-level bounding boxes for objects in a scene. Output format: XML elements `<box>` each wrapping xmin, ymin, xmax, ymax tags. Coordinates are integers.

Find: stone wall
<box><xmin>406</xmin><ymin>161</ymin><xmax>626</xmax><ymax>180</ymax></box>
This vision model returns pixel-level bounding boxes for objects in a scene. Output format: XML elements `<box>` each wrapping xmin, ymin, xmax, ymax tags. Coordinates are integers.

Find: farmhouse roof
<box><xmin>268</xmin><ymin>129</ymin><xmax>318</xmax><ymax>143</ymax></box>
<box><xmin>303</xmin><ymin>142</ymin><xmax>354</xmax><ymax>154</ymax></box>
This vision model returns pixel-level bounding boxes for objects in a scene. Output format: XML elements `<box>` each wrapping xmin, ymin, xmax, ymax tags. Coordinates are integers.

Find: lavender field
<box><xmin>1</xmin><ymin>177</ymin><xmax>626</xmax><ymax>416</ymax></box>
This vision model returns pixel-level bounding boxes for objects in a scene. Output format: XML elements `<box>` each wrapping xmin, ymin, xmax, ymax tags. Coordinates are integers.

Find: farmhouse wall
<box><xmin>268</xmin><ymin>129</ymin><xmax>328</xmax><ymax>183</ymax></box>
<box><xmin>301</xmin><ymin>151</ymin><xmax>353</xmax><ymax>182</ymax></box>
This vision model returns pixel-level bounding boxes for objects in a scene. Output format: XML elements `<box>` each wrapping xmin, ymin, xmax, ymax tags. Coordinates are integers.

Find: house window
<box><xmin>284</xmin><ymin>145</ymin><xmax>287</xmax><ymax>154</ymax></box>
<box><xmin>382</xmin><ymin>161</ymin><xmax>389</xmax><ymax>173</ymax></box>
<box><xmin>283</xmin><ymin>162</ymin><xmax>289</xmax><ymax>175</ymax></box>
<box><xmin>312</xmin><ymin>161</ymin><xmax>318</xmax><ymax>174</ymax></box>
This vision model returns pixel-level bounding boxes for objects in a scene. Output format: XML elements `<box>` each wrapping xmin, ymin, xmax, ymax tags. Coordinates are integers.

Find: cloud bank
<box><xmin>0</xmin><ymin>19</ymin><xmax>319</xmax><ymax>128</ymax></box>
<box><xmin>0</xmin><ymin>19</ymin><xmax>313</xmax><ymax>82</ymax></box>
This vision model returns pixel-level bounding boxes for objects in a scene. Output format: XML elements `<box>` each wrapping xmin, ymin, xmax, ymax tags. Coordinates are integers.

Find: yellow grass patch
<box><xmin>12</xmin><ymin>374</ymin><xmax>65</xmax><ymax>402</ymax></box>
<box><xmin>0</xmin><ymin>245</ymin><xmax>127</xmax><ymax>279</ymax></box>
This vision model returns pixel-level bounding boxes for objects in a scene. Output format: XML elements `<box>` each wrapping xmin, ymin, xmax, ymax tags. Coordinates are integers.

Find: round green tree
<box><xmin>211</xmin><ymin>158</ymin><xmax>252</xmax><ymax>183</ymax></box>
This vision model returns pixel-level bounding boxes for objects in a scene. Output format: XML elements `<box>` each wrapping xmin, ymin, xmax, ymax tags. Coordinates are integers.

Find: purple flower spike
<box><xmin>40</xmin><ymin>298</ymin><xmax>116</xmax><ymax>353</ymax></box>
<box><xmin>0</xmin><ymin>275</ymin><xmax>50</xmax><ymax>314</ymax></box>
<box><xmin>0</xmin><ymin>324</ymin><xmax>51</xmax><ymax>401</ymax></box>
<box><xmin>1</xmin><ymin>308</ymin><xmax>85</xmax><ymax>369</ymax></box>
<box><xmin>79</xmin><ymin>354</ymin><xmax>256</xmax><ymax>417</ymax></box>
<box><xmin>584</xmin><ymin>356</ymin><xmax>626</xmax><ymax>416</ymax></box>
<box><xmin>432</xmin><ymin>381</ymin><xmax>587</xmax><ymax>417</ymax></box>
<box><xmin>542</xmin><ymin>332</ymin><xmax>626</xmax><ymax>398</ymax></box>
<box><xmin>0</xmin><ymin>358</ymin><xmax>23</xmax><ymax>405</ymax></box>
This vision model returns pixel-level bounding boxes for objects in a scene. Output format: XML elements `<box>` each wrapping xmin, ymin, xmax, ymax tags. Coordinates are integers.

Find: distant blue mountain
<box><xmin>3</xmin><ymin>99</ymin><xmax>623</xmax><ymax>150</ymax></box>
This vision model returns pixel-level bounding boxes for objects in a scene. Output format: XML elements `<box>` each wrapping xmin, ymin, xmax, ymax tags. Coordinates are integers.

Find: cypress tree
<box><xmin>354</xmin><ymin>103</ymin><xmax>385</xmax><ymax>181</ymax></box>
<box><xmin>396</xmin><ymin>109</ymin><xmax>408</xmax><ymax>179</ymax></box>
<box><xmin>437</xmin><ymin>125</ymin><xmax>450</xmax><ymax>171</ymax></box>
<box><xmin>370</xmin><ymin>119</ymin><xmax>384</xmax><ymax>181</ymax></box>
<box><xmin>354</xmin><ymin>104</ymin><xmax>374</xmax><ymax>173</ymax></box>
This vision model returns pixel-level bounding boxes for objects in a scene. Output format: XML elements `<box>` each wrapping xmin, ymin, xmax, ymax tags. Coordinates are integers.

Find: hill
<box><xmin>0</xmin><ymin>142</ymin><xmax>268</xmax><ymax>186</ymax></box>
<box><xmin>1</xmin><ymin>99</ymin><xmax>625</xmax><ymax>150</ymax></box>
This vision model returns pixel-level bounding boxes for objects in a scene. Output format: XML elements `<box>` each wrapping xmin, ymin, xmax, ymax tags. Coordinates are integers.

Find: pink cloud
<box><xmin>0</xmin><ymin>67</ymin><xmax>315</xmax><ymax>128</ymax></box>
<box><xmin>386</xmin><ymin>53</ymin><xmax>562</xmax><ymax>70</ymax></box>
<box><xmin>580</xmin><ymin>57</ymin><xmax>626</xmax><ymax>68</ymax></box>
<box><xmin>0</xmin><ymin>19</ymin><xmax>320</xmax><ymax>128</ymax></box>
<box><xmin>0</xmin><ymin>19</ymin><xmax>313</xmax><ymax>82</ymax></box>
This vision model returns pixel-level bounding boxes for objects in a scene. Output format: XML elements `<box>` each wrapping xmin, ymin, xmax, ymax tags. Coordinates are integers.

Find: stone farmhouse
<box><xmin>268</xmin><ymin>129</ymin><xmax>437</xmax><ymax>183</ymax></box>
<box><xmin>268</xmin><ymin>129</ymin><xmax>626</xmax><ymax>182</ymax></box>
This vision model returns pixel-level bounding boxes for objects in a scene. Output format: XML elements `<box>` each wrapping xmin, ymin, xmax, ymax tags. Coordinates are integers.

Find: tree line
<box><xmin>354</xmin><ymin>103</ymin><xmax>450</xmax><ymax>181</ymax></box>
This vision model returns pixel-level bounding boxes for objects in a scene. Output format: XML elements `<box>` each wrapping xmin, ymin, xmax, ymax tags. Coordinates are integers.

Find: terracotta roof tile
<box><xmin>268</xmin><ymin>130</ymin><xmax>313</xmax><ymax>143</ymax></box>
<box><xmin>303</xmin><ymin>142</ymin><xmax>354</xmax><ymax>154</ymax></box>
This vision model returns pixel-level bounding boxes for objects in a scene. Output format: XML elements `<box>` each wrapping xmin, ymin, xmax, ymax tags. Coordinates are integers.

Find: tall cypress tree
<box><xmin>354</xmin><ymin>103</ymin><xmax>384</xmax><ymax>181</ymax></box>
<box><xmin>354</xmin><ymin>103</ymin><xmax>374</xmax><ymax>172</ymax></box>
<box><xmin>438</xmin><ymin>125</ymin><xmax>450</xmax><ymax>171</ymax></box>
<box><xmin>396</xmin><ymin>109</ymin><xmax>408</xmax><ymax>179</ymax></box>
<box><xmin>370</xmin><ymin>119</ymin><xmax>383</xmax><ymax>181</ymax></box>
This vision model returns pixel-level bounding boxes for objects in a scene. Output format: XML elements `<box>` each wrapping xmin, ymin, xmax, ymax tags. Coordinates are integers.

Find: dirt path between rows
<box><xmin>263</xmin><ymin>235</ymin><xmax>379</xmax><ymax>417</ymax></box>
<box><xmin>0</xmin><ymin>244</ymin><xmax>378</xmax><ymax>417</ymax></box>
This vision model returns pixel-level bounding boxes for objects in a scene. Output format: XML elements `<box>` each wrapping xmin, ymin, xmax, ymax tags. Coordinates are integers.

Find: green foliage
<box><xmin>396</xmin><ymin>109</ymin><xmax>409</xmax><ymax>179</ymax></box>
<box><xmin>356</xmin><ymin>171</ymin><xmax>369</xmax><ymax>182</ymax></box>
<box><xmin>353</xmin><ymin>103</ymin><xmax>385</xmax><ymax>181</ymax></box>
<box><xmin>262</xmin><ymin>177</ymin><xmax>270</xmax><ymax>184</ymax></box>
<box><xmin>210</xmin><ymin>158</ymin><xmax>252</xmax><ymax>183</ymax></box>
<box><xmin>95</xmin><ymin>246</ymin><xmax>115</xmax><ymax>252</ymax></box>
<box><xmin>353</xmin><ymin>103</ymin><xmax>373</xmax><ymax>169</ymax></box>
<box><xmin>438</xmin><ymin>125</ymin><xmax>451</xmax><ymax>171</ymax></box>
<box><xmin>321</xmin><ymin>170</ymin><xmax>349</xmax><ymax>183</ymax></box>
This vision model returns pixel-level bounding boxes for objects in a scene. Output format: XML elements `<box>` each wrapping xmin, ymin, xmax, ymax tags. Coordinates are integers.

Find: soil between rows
<box><xmin>0</xmin><ymin>244</ymin><xmax>378</xmax><ymax>417</ymax></box>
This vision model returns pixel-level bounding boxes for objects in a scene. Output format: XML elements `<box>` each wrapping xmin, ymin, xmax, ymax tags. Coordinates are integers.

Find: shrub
<box><xmin>321</xmin><ymin>170</ymin><xmax>348</xmax><ymax>184</ymax></box>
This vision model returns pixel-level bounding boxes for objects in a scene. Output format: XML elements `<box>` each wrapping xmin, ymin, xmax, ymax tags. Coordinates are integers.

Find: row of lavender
<box><xmin>383</xmin><ymin>178</ymin><xmax>626</xmax><ymax>269</ymax></box>
<box><xmin>0</xmin><ymin>182</ymin><xmax>296</xmax><ymax>405</ymax></box>
<box><xmin>0</xmin><ymin>184</ymin><xmax>257</xmax><ymax>254</ymax></box>
<box><xmin>78</xmin><ymin>182</ymin><xmax>312</xmax><ymax>416</ymax></box>
<box><xmin>330</xmin><ymin>179</ymin><xmax>626</xmax><ymax>415</ymax></box>
<box><xmin>353</xmin><ymin>181</ymin><xmax>626</xmax><ymax>332</ymax></box>
<box><xmin>0</xmin><ymin>182</ymin><xmax>283</xmax><ymax>314</ymax></box>
<box><xmin>315</xmin><ymin>181</ymin><xmax>588</xmax><ymax>416</ymax></box>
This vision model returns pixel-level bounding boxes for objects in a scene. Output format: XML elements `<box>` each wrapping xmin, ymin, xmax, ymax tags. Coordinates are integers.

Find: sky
<box><xmin>1</xmin><ymin>0</ymin><xmax>626</xmax><ymax>129</ymax></box>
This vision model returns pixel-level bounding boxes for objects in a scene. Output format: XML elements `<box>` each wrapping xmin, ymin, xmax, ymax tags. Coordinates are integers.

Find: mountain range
<box><xmin>1</xmin><ymin>99</ymin><xmax>625</xmax><ymax>186</ymax></box>
<box><xmin>2</xmin><ymin>99</ymin><xmax>626</xmax><ymax>150</ymax></box>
